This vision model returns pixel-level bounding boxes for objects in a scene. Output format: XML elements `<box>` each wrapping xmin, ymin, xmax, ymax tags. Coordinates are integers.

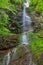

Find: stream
<box><xmin>3</xmin><ymin>0</ymin><xmax>36</xmax><ymax>65</ymax></box>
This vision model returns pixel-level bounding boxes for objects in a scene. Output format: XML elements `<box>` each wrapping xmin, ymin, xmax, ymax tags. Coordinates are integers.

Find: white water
<box><xmin>22</xmin><ymin>0</ymin><xmax>31</xmax><ymax>45</ymax></box>
<box><xmin>24</xmin><ymin>0</ymin><xmax>30</xmax><ymax>7</ymax></box>
<box><xmin>3</xmin><ymin>52</ymin><xmax>11</xmax><ymax>65</ymax></box>
<box><xmin>22</xmin><ymin>32</ymin><xmax>28</xmax><ymax>45</ymax></box>
<box><xmin>6</xmin><ymin>53</ymin><xmax>10</xmax><ymax>65</ymax></box>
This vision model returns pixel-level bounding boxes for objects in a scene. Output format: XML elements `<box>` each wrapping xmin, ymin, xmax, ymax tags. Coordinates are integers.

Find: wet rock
<box><xmin>31</xmin><ymin>14</ymin><xmax>43</xmax><ymax>32</ymax></box>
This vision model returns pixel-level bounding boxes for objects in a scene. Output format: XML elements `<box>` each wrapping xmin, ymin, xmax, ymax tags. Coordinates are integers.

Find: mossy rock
<box><xmin>0</xmin><ymin>34</ymin><xmax>19</xmax><ymax>50</ymax></box>
<box><xmin>16</xmin><ymin>46</ymin><xmax>26</xmax><ymax>59</ymax></box>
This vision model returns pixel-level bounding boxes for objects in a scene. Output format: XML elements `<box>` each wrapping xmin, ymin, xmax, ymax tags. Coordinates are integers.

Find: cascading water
<box><xmin>6</xmin><ymin>53</ymin><xmax>10</xmax><ymax>65</ymax></box>
<box><xmin>3</xmin><ymin>52</ymin><xmax>10</xmax><ymax>65</ymax></box>
<box><xmin>22</xmin><ymin>0</ymin><xmax>31</xmax><ymax>45</ymax></box>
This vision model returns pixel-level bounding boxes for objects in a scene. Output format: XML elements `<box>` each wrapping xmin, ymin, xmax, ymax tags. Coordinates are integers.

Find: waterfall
<box><xmin>6</xmin><ymin>53</ymin><xmax>10</xmax><ymax>65</ymax></box>
<box><xmin>23</xmin><ymin>5</ymin><xmax>26</xmax><ymax>32</ymax></box>
<box><xmin>3</xmin><ymin>52</ymin><xmax>11</xmax><ymax>65</ymax></box>
<box><xmin>23</xmin><ymin>0</ymin><xmax>31</xmax><ymax>32</ymax></box>
<box><xmin>22</xmin><ymin>0</ymin><xmax>31</xmax><ymax>45</ymax></box>
<box><xmin>24</xmin><ymin>0</ymin><xmax>30</xmax><ymax>7</ymax></box>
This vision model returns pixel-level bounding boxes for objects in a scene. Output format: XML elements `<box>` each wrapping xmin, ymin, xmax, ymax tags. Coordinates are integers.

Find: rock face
<box><xmin>3</xmin><ymin>46</ymin><xmax>36</xmax><ymax>65</ymax></box>
<box><xmin>0</xmin><ymin>34</ymin><xmax>19</xmax><ymax>50</ymax></box>
<box><xmin>31</xmin><ymin>14</ymin><xmax>43</xmax><ymax>32</ymax></box>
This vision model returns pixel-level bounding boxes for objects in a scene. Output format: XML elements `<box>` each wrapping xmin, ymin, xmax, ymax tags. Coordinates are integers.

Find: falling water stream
<box><xmin>3</xmin><ymin>0</ymin><xmax>34</xmax><ymax>65</ymax></box>
<box><xmin>22</xmin><ymin>0</ymin><xmax>31</xmax><ymax>45</ymax></box>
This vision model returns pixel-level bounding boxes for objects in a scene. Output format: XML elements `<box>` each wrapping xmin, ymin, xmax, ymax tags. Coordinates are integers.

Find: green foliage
<box><xmin>14</xmin><ymin>0</ymin><xmax>24</xmax><ymax>3</ymax></box>
<box><xmin>0</xmin><ymin>11</ymin><xmax>9</xmax><ymax>27</ymax></box>
<box><xmin>0</xmin><ymin>10</ymin><xmax>11</xmax><ymax>35</ymax></box>
<box><xmin>10</xmin><ymin>0</ymin><xmax>24</xmax><ymax>4</ymax></box>
<box><xmin>30</xmin><ymin>0</ymin><xmax>38</xmax><ymax>6</ymax></box>
<box><xmin>27</xmin><ymin>30</ymin><xmax>43</xmax><ymax>65</ymax></box>
<box><xmin>0</xmin><ymin>27</ymin><xmax>11</xmax><ymax>35</ymax></box>
<box><xmin>30</xmin><ymin>0</ymin><xmax>43</xmax><ymax>14</ymax></box>
<box><xmin>0</xmin><ymin>0</ymin><xmax>10</xmax><ymax>35</ymax></box>
<box><xmin>0</xmin><ymin>0</ymin><xmax>24</xmax><ymax>35</ymax></box>
<box><xmin>0</xmin><ymin>0</ymin><xmax>9</xmax><ymax>8</ymax></box>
